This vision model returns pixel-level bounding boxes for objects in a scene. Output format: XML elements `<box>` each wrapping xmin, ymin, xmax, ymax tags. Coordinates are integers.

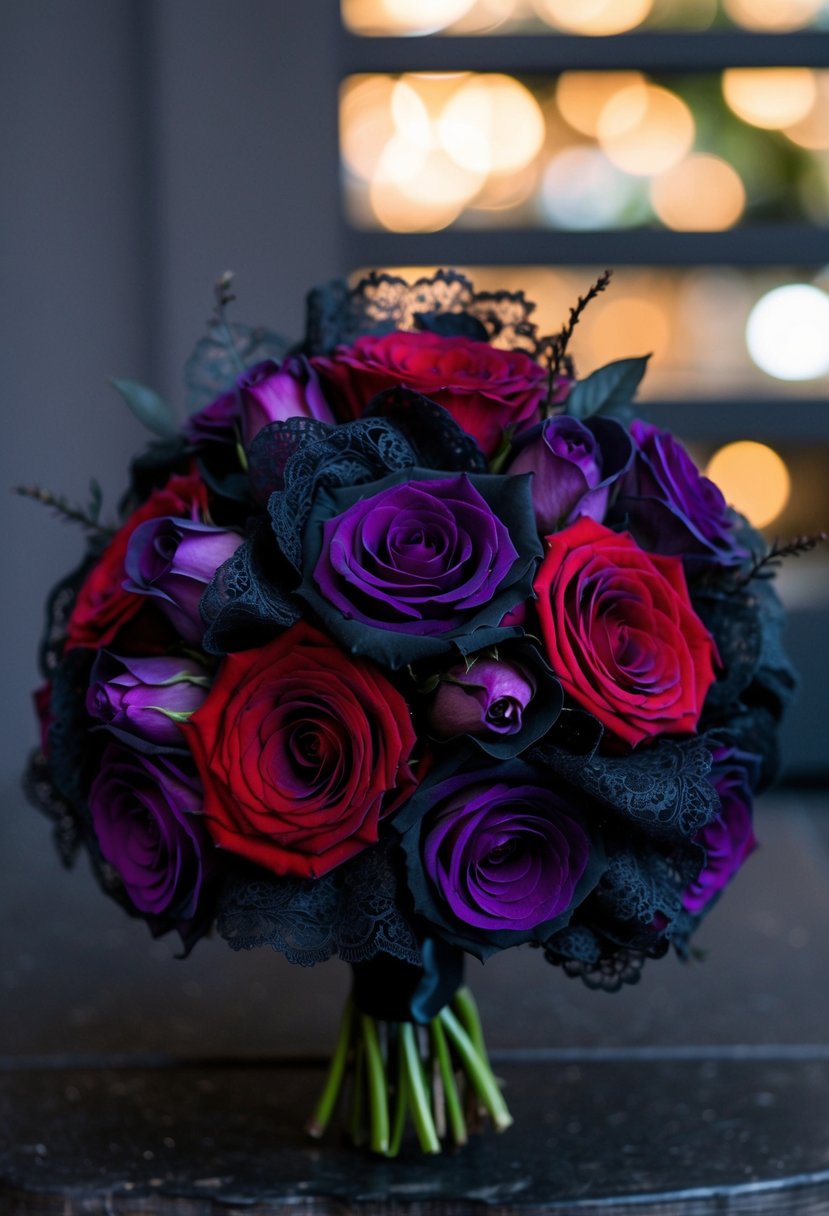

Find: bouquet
<box><xmin>24</xmin><ymin>269</ymin><xmax>799</xmax><ymax>1156</ymax></box>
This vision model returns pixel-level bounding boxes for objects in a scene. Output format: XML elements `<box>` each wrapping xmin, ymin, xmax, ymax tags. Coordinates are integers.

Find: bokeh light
<box><xmin>650</xmin><ymin>154</ymin><xmax>746</xmax><ymax>230</ymax></box>
<box><xmin>438</xmin><ymin>75</ymin><xmax>545</xmax><ymax>174</ymax></box>
<box><xmin>722</xmin><ymin>69</ymin><xmax>818</xmax><ymax>130</ymax></box>
<box><xmin>584</xmin><ymin>295</ymin><xmax>671</xmax><ymax>366</ymax></box>
<box><xmin>530</xmin><ymin>0</ymin><xmax>653</xmax><ymax>34</ymax></box>
<box><xmin>556</xmin><ymin>72</ymin><xmax>646</xmax><ymax>138</ymax></box>
<box><xmin>784</xmin><ymin>75</ymin><xmax>829</xmax><ymax>150</ymax></box>
<box><xmin>721</xmin><ymin>0</ymin><xmax>824</xmax><ymax>31</ymax></box>
<box><xmin>541</xmin><ymin>147</ymin><xmax>642</xmax><ymax>229</ymax></box>
<box><xmin>706</xmin><ymin>441</ymin><xmax>791</xmax><ymax>529</ymax></box>
<box><xmin>746</xmin><ymin>285</ymin><xmax>829</xmax><ymax>381</ymax></box>
<box><xmin>597</xmin><ymin>83</ymin><xmax>695</xmax><ymax>176</ymax></box>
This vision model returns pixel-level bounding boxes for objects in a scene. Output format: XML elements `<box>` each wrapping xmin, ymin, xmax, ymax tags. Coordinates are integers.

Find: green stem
<box><xmin>306</xmin><ymin>995</ymin><xmax>355</xmax><ymax>1138</ymax></box>
<box><xmin>429</xmin><ymin>1017</ymin><xmax>467</xmax><ymax>1147</ymax></box>
<box><xmin>348</xmin><ymin>1039</ymin><xmax>367</xmax><ymax>1147</ymax></box>
<box><xmin>400</xmin><ymin>1022</ymin><xmax>440</xmax><ymax>1154</ymax></box>
<box><xmin>361</xmin><ymin>1014</ymin><xmax>390</xmax><ymax>1155</ymax></box>
<box><xmin>386</xmin><ymin>1034</ymin><xmax>408</xmax><ymax>1158</ymax></box>
<box><xmin>453</xmin><ymin>987</ymin><xmax>487</xmax><ymax>1060</ymax></box>
<box><xmin>439</xmin><ymin>1007</ymin><xmax>513</xmax><ymax>1133</ymax></box>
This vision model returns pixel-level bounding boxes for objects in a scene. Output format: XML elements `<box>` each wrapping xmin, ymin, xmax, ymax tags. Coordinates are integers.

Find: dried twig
<box><xmin>12</xmin><ymin>484</ymin><xmax>112</xmax><ymax>536</ymax></box>
<box><xmin>735</xmin><ymin>531</ymin><xmax>826</xmax><ymax>587</ymax></box>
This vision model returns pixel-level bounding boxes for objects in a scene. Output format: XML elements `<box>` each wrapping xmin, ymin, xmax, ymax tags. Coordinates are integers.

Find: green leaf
<box><xmin>110</xmin><ymin>378</ymin><xmax>178</xmax><ymax>439</ymax></box>
<box><xmin>565</xmin><ymin>356</ymin><xmax>650</xmax><ymax>421</ymax></box>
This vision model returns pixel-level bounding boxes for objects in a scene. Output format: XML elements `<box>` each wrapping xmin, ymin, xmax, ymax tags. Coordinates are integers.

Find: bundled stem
<box><xmin>306</xmin><ymin>986</ymin><xmax>512</xmax><ymax>1155</ymax></box>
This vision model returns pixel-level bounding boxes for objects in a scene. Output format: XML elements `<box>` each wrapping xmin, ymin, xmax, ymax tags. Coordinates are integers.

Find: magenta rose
<box><xmin>312</xmin><ymin>331</ymin><xmax>547</xmax><ymax>458</ymax></box>
<box><xmin>534</xmin><ymin>517</ymin><xmax>718</xmax><ymax>748</ymax></box>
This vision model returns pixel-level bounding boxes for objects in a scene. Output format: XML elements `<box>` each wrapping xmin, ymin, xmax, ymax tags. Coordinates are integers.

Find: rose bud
<box><xmin>429</xmin><ymin>657</ymin><xmax>535</xmax><ymax>742</ymax></box>
<box><xmin>124</xmin><ymin>517</ymin><xmax>242</xmax><ymax>645</ymax></box>
<box><xmin>238</xmin><ymin>355</ymin><xmax>334</xmax><ymax>448</ymax></box>
<box><xmin>508</xmin><ymin>415</ymin><xmax>633</xmax><ymax>533</ymax></box>
<box><xmin>87</xmin><ymin>651</ymin><xmax>211</xmax><ymax>746</ymax></box>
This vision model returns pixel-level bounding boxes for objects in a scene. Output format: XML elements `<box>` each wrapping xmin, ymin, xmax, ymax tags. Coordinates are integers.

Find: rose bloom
<box><xmin>312</xmin><ymin>330</ymin><xmax>548</xmax><ymax>458</ymax></box>
<box><xmin>394</xmin><ymin>764</ymin><xmax>601</xmax><ymax>958</ymax></box>
<box><xmin>65</xmin><ymin>471</ymin><xmax>209</xmax><ymax>651</ymax></box>
<box><xmin>183</xmin><ymin>621</ymin><xmax>418</xmax><ymax>879</ymax></box>
<box><xmin>534</xmin><ymin>518</ymin><xmax>717</xmax><ymax>748</ymax></box>
<box><xmin>614</xmin><ymin>420</ymin><xmax>748</xmax><ymax>566</ymax></box>
<box><xmin>683</xmin><ymin>744</ymin><xmax>759</xmax><ymax>914</ymax></box>
<box><xmin>89</xmin><ymin>744</ymin><xmax>212</xmax><ymax>922</ymax></box>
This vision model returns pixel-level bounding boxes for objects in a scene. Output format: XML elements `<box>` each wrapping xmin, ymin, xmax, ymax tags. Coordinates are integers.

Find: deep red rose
<box><xmin>183</xmin><ymin>621</ymin><xmax>418</xmax><ymax>879</ymax></box>
<box><xmin>533</xmin><ymin>518</ymin><xmax>717</xmax><ymax>748</ymax></box>
<box><xmin>312</xmin><ymin>331</ymin><xmax>547</xmax><ymax>458</ymax></box>
<box><xmin>65</xmin><ymin>471</ymin><xmax>209</xmax><ymax>652</ymax></box>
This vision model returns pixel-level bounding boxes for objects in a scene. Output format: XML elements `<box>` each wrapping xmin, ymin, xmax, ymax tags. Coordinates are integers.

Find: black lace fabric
<box><xmin>216</xmin><ymin>842</ymin><xmax>422</xmax><ymax>969</ymax></box>
<box><xmin>304</xmin><ymin>269</ymin><xmax>541</xmax><ymax>356</ymax></box>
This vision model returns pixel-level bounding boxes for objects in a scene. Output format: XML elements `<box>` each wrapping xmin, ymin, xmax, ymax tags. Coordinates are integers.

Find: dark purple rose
<box><xmin>314</xmin><ymin>474</ymin><xmax>518</xmax><ymax>637</ymax></box>
<box><xmin>394</xmin><ymin>764</ymin><xmax>603</xmax><ymax>959</ymax></box>
<box><xmin>614</xmin><ymin>421</ymin><xmax>749</xmax><ymax>566</ymax></box>
<box><xmin>428</xmin><ymin>657</ymin><xmax>535</xmax><ymax>742</ymax></box>
<box><xmin>508</xmin><ymin>415</ymin><xmax>633</xmax><ymax>532</ymax></box>
<box><xmin>124</xmin><ymin>517</ymin><xmax>242</xmax><ymax>644</ymax></box>
<box><xmin>89</xmin><ymin>744</ymin><xmax>212</xmax><ymax>921</ymax></box>
<box><xmin>683</xmin><ymin>744</ymin><xmax>760</xmax><ymax>914</ymax></box>
<box><xmin>184</xmin><ymin>357</ymin><xmax>334</xmax><ymax>450</ymax></box>
<box><xmin>87</xmin><ymin>651</ymin><xmax>211</xmax><ymax>746</ymax></box>
<box><xmin>237</xmin><ymin>356</ymin><xmax>334</xmax><ymax>447</ymax></box>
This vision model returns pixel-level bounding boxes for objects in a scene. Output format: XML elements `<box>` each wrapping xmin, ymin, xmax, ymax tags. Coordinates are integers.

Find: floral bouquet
<box><xmin>24</xmin><ymin>269</ymin><xmax>798</xmax><ymax>1156</ymax></box>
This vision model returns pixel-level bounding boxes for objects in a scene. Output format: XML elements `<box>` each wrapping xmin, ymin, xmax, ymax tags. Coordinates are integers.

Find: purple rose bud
<box><xmin>182</xmin><ymin>389</ymin><xmax>238</xmax><ymax>447</ymax></box>
<box><xmin>682</xmin><ymin>744</ymin><xmax>760</xmax><ymax>914</ymax></box>
<box><xmin>89</xmin><ymin>744</ymin><xmax>212</xmax><ymax>920</ymax></box>
<box><xmin>614</xmin><ymin>421</ymin><xmax>749</xmax><ymax>566</ymax></box>
<box><xmin>509</xmin><ymin>415</ymin><xmax>633</xmax><ymax>532</ymax></box>
<box><xmin>429</xmin><ymin>657</ymin><xmax>536</xmax><ymax>742</ymax></box>
<box><xmin>87</xmin><ymin>651</ymin><xmax>211</xmax><ymax>746</ymax></box>
<box><xmin>238</xmin><ymin>356</ymin><xmax>334</xmax><ymax>448</ymax></box>
<box><xmin>124</xmin><ymin>516</ymin><xmax>242</xmax><ymax>644</ymax></box>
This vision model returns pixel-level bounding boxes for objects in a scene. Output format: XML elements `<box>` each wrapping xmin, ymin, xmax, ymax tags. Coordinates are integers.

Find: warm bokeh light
<box><xmin>556</xmin><ymin>72</ymin><xmax>646</xmax><ymax>138</ymax></box>
<box><xmin>706</xmin><ymin>442</ymin><xmax>791</xmax><ymax>529</ymax></box>
<box><xmin>722</xmin><ymin>69</ymin><xmax>818</xmax><ymax>130</ymax></box>
<box><xmin>531</xmin><ymin>0</ymin><xmax>653</xmax><ymax>35</ymax></box>
<box><xmin>597</xmin><ymin>83</ymin><xmax>695</xmax><ymax>176</ymax></box>
<box><xmin>650</xmin><ymin>154</ymin><xmax>746</xmax><ymax>231</ymax></box>
<box><xmin>342</xmin><ymin>0</ymin><xmax>476</xmax><ymax>35</ymax></box>
<box><xmin>438</xmin><ymin>75</ymin><xmax>545</xmax><ymax>174</ymax></box>
<box><xmin>341</xmin><ymin>76</ymin><xmax>398</xmax><ymax>180</ymax></box>
<box><xmin>370</xmin><ymin>147</ymin><xmax>484</xmax><ymax>231</ymax></box>
<box><xmin>585</xmin><ymin>295</ymin><xmax>671</xmax><ymax>367</ymax></box>
<box><xmin>746</xmin><ymin>285</ymin><xmax>829</xmax><ymax>381</ymax></box>
<box><xmin>784</xmin><ymin>76</ymin><xmax>829</xmax><ymax>150</ymax></box>
<box><xmin>541</xmin><ymin>147</ymin><xmax>642</xmax><ymax>229</ymax></box>
<box><xmin>721</xmin><ymin>0</ymin><xmax>823</xmax><ymax>31</ymax></box>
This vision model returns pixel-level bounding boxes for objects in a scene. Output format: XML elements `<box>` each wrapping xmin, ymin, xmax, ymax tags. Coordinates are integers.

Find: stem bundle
<box><xmin>306</xmin><ymin>987</ymin><xmax>512</xmax><ymax>1155</ymax></box>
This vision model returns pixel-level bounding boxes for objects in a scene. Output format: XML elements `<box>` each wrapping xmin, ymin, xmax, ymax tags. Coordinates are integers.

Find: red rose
<box><xmin>183</xmin><ymin>621</ymin><xmax>418</xmax><ymax>879</ymax></box>
<box><xmin>313</xmin><ymin>331</ymin><xmax>547</xmax><ymax>458</ymax></box>
<box><xmin>65</xmin><ymin>472</ymin><xmax>209</xmax><ymax>652</ymax></box>
<box><xmin>533</xmin><ymin>518</ymin><xmax>717</xmax><ymax>748</ymax></box>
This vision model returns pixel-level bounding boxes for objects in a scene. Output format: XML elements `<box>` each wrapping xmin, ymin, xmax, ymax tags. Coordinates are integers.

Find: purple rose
<box><xmin>428</xmin><ymin>657</ymin><xmax>535</xmax><ymax>742</ymax></box>
<box><xmin>87</xmin><ymin>651</ymin><xmax>211</xmax><ymax>746</ymax></box>
<box><xmin>395</xmin><ymin>764</ymin><xmax>602</xmax><ymax>959</ymax></box>
<box><xmin>683</xmin><ymin>744</ymin><xmax>760</xmax><ymax>914</ymax></box>
<box><xmin>184</xmin><ymin>357</ymin><xmax>334</xmax><ymax>450</ymax></box>
<box><xmin>314</xmin><ymin>474</ymin><xmax>518</xmax><ymax>637</ymax></box>
<box><xmin>237</xmin><ymin>356</ymin><xmax>334</xmax><ymax>447</ymax></box>
<box><xmin>508</xmin><ymin>415</ymin><xmax>633</xmax><ymax>532</ymax></box>
<box><xmin>89</xmin><ymin>744</ymin><xmax>213</xmax><ymax>921</ymax></box>
<box><xmin>124</xmin><ymin>517</ymin><xmax>242</xmax><ymax>644</ymax></box>
<box><xmin>614</xmin><ymin>421</ymin><xmax>749</xmax><ymax>566</ymax></box>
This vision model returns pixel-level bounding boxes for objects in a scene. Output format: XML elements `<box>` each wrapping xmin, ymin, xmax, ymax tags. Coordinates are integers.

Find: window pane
<box><xmin>342</xmin><ymin>0</ymin><xmax>829</xmax><ymax>36</ymax></box>
<box><xmin>341</xmin><ymin>71</ymin><xmax>829</xmax><ymax>231</ymax></box>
